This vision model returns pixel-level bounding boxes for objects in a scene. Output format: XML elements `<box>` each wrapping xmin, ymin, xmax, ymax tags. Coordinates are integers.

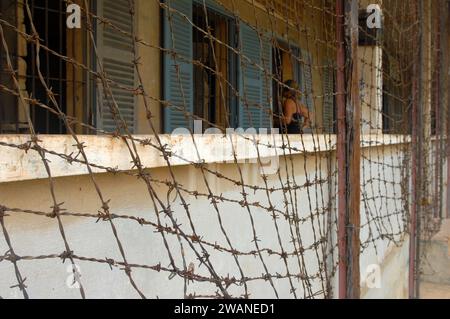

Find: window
<box><xmin>271</xmin><ymin>41</ymin><xmax>325</xmax><ymax>133</ymax></box>
<box><xmin>382</xmin><ymin>54</ymin><xmax>411</xmax><ymax>134</ymax></box>
<box><xmin>163</xmin><ymin>0</ymin><xmax>272</xmax><ymax>133</ymax></box>
<box><xmin>192</xmin><ymin>4</ymin><xmax>237</xmax><ymax>130</ymax></box>
<box><xmin>272</xmin><ymin>42</ymin><xmax>296</xmax><ymax>128</ymax></box>
<box><xmin>0</xmin><ymin>0</ymin><xmax>19</xmax><ymax>133</ymax></box>
<box><xmin>24</xmin><ymin>0</ymin><xmax>72</xmax><ymax>134</ymax></box>
<box><xmin>0</xmin><ymin>0</ymin><xmax>136</xmax><ymax>135</ymax></box>
<box><xmin>0</xmin><ymin>0</ymin><xmax>92</xmax><ymax>134</ymax></box>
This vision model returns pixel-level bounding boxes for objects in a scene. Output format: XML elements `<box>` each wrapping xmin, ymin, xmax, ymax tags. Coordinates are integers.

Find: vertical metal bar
<box><xmin>409</xmin><ymin>0</ymin><xmax>423</xmax><ymax>300</ymax></box>
<box><xmin>336</xmin><ymin>0</ymin><xmax>361</xmax><ymax>299</ymax></box>
<box><xmin>434</xmin><ymin>1</ymin><xmax>441</xmax><ymax>219</ymax></box>
<box><xmin>409</xmin><ymin>39</ymin><xmax>419</xmax><ymax>300</ymax></box>
<box><xmin>417</xmin><ymin>0</ymin><xmax>432</xmax><ymax>298</ymax></box>
<box><xmin>45</xmin><ymin>0</ymin><xmax>49</xmax><ymax>133</ymax></box>
<box><xmin>59</xmin><ymin>0</ymin><xmax>63</xmax><ymax>134</ymax></box>
<box><xmin>409</xmin><ymin>0</ymin><xmax>431</xmax><ymax>299</ymax></box>
<box><xmin>335</xmin><ymin>0</ymin><xmax>347</xmax><ymax>300</ymax></box>
<box><xmin>443</xmin><ymin>0</ymin><xmax>450</xmax><ymax>220</ymax></box>
<box><xmin>31</xmin><ymin>0</ymin><xmax>36</xmax><ymax>129</ymax></box>
<box><xmin>72</xmin><ymin>1</ymin><xmax>77</xmax><ymax>133</ymax></box>
<box><xmin>13</xmin><ymin>0</ymin><xmax>19</xmax><ymax>133</ymax></box>
<box><xmin>83</xmin><ymin>0</ymin><xmax>89</xmax><ymax>133</ymax></box>
<box><xmin>438</xmin><ymin>0</ymin><xmax>447</xmax><ymax>220</ymax></box>
<box><xmin>346</xmin><ymin>0</ymin><xmax>361</xmax><ymax>299</ymax></box>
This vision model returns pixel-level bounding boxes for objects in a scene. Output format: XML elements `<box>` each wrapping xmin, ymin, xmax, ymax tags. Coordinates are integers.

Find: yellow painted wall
<box><xmin>135</xmin><ymin>0</ymin><xmax>162</xmax><ymax>134</ymax></box>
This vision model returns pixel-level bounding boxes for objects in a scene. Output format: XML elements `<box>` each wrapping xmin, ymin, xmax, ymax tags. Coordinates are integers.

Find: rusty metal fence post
<box><xmin>336</xmin><ymin>0</ymin><xmax>361</xmax><ymax>299</ymax></box>
<box><xmin>443</xmin><ymin>0</ymin><xmax>450</xmax><ymax>220</ymax></box>
<box><xmin>336</xmin><ymin>0</ymin><xmax>347</xmax><ymax>300</ymax></box>
<box><xmin>408</xmin><ymin>29</ymin><xmax>419</xmax><ymax>300</ymax></box>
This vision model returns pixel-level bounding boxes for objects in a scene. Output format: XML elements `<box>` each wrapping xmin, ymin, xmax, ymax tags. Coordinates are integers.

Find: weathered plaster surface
<box><xmin>0</xmin><ymin>134</ymin><xmax>409</xmax><ymax>183</ymax></box>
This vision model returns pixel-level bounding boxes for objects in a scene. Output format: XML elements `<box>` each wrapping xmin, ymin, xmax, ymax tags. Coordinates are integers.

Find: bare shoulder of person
<box><xmin>285</xmin><ymin>98</ymin><xmax>297</xmax><ymax>111</ymax></box>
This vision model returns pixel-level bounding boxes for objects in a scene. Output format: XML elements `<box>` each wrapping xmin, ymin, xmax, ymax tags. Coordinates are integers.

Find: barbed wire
<box><xmin>0</xmin><ymin>0</ymin><xmax>447</xmax><ymax>299</ymax></box>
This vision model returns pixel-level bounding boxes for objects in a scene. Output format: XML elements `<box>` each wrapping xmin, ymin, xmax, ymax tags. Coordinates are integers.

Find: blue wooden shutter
<box><xmin>293</xmin><ymin>47</ymin><xmax>312</xmax><ymax>109</ymax></box>
<box><xmin>300</xmin><ymin>49</ymin><xmax>313</xmax><ymax>109</ymax></box>
<box><xmin>260</xmin><ymin>35</ymin><xmax>273</xmax><ymax>129</ymax></box>
<box><xmin>239</xmin><ymin>25</ymin><xmax>272</xmax><ymax>130</ymax></box>
<box><xmin>163</xmin><ymin>0</ymin><xmax>193</xmax><ymax>133</ymax></box>
<box><xmin>323</xmin><ymin>63</ymin><xmax>335</xmax><ymax>133</ymax></box>
<box><xmin>97</xmin><ymin>0</ymin><xmax>136</xmax><ymax>133</ymax></box>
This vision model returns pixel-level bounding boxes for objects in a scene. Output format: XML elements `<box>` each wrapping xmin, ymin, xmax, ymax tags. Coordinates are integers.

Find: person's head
<box><xmin>283</xmin><ymin>80</ymin><xmax>299</xmax><ymax>99</ymax></box>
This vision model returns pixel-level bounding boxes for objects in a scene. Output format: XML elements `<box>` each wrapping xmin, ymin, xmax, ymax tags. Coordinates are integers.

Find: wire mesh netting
<box><xmin>0</xmin><ymin>0</ymin><xmax>448</xmax><ymax>299</ymax></box>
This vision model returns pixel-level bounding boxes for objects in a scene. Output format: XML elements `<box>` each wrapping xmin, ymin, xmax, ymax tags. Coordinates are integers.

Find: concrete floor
<box><xmin>420</xmin><ymin>219</ymin><xmax>450</xmax><ymax>299</ymax></box>
<box><xmin>420</xmin><ymin>282</ymin><xmax>450</xmax><ymax>299</ymax></box>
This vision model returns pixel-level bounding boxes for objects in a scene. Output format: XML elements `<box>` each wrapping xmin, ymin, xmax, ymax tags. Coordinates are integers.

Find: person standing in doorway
<box><xmin>281</xmin><ymin>80</ymin><xmax>311</xmax><ymax>134</ymax></box>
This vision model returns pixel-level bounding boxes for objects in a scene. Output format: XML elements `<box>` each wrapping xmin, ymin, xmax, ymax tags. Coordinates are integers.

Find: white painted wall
<box><xmin>0</xmin><ymin>135</ymin><xmax>414</xmax><ymax>299</ymax></box>
<box><xmin>359</xmin><ymin>139</ymin><xmax>410</xmax><ymax>298</ymax></box>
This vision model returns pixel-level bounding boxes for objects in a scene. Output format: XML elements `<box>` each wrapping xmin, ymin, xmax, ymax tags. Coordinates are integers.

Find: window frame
<box><xmin>191</xmin><ymin>3</ymin><xmax>239</xmax><ymax>130</ymax></box>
